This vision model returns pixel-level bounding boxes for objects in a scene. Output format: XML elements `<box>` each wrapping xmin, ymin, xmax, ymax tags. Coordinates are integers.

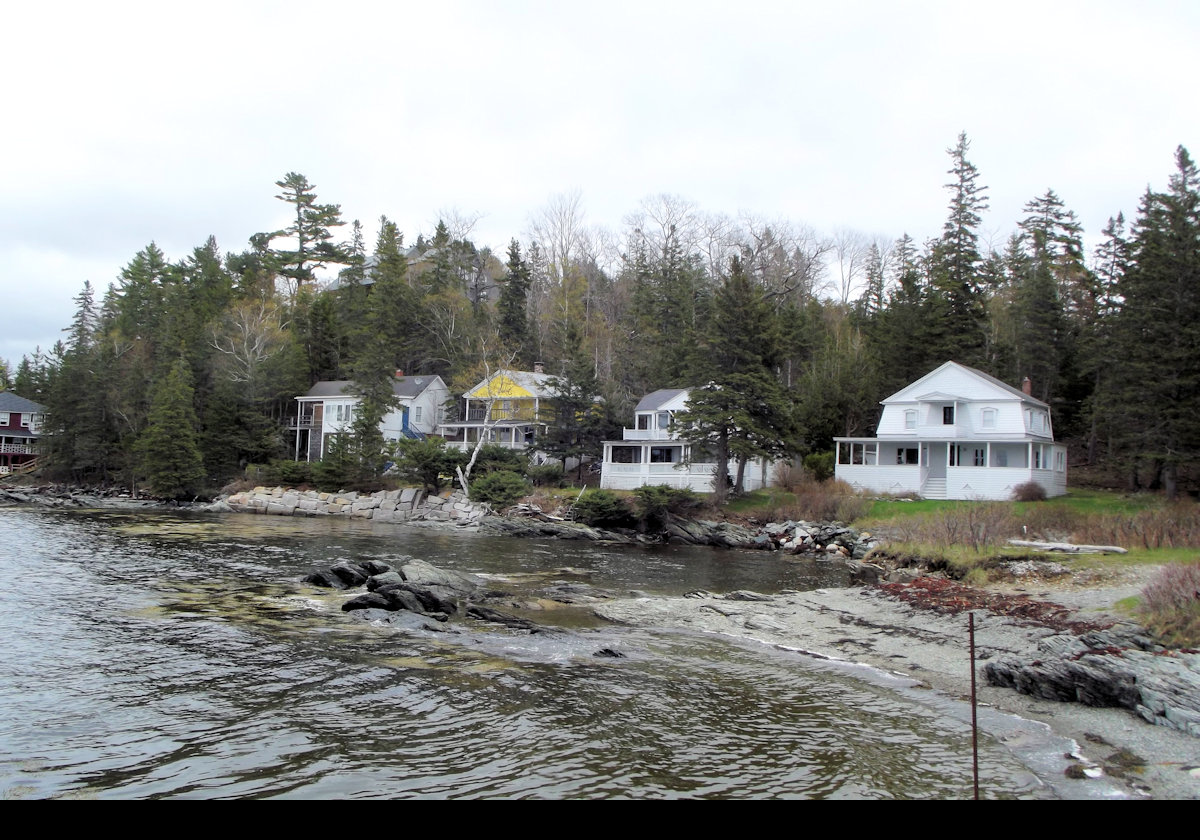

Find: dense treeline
<box><xmin>7</xmin><ymin>135</ymin><xmax>1200</xmax><ymax>499</ymax></box>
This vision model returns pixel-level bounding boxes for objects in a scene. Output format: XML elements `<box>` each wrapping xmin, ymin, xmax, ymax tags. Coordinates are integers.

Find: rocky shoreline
<box><xmin>594</xmin><ymin>581</ymin><xmax>1200</xmax><ymax>799</ymax></box>
<box><xmin>6</xmin><ymin>481</ymin><xmax>1198</xmax><ymax>796</ymax></box>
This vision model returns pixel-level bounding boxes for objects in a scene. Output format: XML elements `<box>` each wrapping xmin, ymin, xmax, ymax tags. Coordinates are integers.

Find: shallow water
<box><xmin>0</xmin><ymin>507</ymin><xmax>1053</xmax><ymax>799</ymax></box>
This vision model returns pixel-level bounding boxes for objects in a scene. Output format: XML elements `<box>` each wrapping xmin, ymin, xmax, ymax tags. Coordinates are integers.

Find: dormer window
<box><xmin>637</xmin><ymin>414</ymin><xmax>650</xmax><ymax>430</ymax></box>
<box><xmin>904</xmin><ymin>410</ymin><xmax>917</xmax><ymax>430</ymax></box>
<box><xmin>981</xmin><ymin>408</ymin><xmax>996</xmax><ymax>429</ymax></box>
<box><xmin>943</xmin><ymin>406</ymin><xmax>955</xmax><ymax>425</ymax></box>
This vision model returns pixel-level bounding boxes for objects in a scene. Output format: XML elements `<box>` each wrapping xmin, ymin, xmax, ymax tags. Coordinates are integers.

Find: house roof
<box><xmin>299</xmin><ymin>376</ymin><xmax>443</xmax><ymax>401</ymax></box>
<box><xmin>0</xmin><ymin>391</ymin><xmax>45</xmax><ymax>413</ymax></box>
<box><xmin>465</xmin><ymin>370</ymin><xmax>557</xmax><ymax>399</ymax></box>
<box><xmin>882</xmin><ymin>361</ymin><xmax>1049</xmax><ymax>409</ymax></box>
<box><xmin>636</xmin><ymin>388</ymin><xmax>689</xmax><ymax>411</ymax></box>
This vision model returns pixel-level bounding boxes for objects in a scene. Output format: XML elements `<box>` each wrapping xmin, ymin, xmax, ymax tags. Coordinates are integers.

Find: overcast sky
<box><xmin>3</xmin><ymin>0</ymin><xmax>1198</xmax><ymax>369</ymax></box>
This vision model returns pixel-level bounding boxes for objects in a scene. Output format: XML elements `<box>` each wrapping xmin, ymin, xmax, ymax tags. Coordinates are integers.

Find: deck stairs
<box><xmin>921</xmin><ymin>477</ymin><xmax>947</xmax><ymax>500</ymax></box>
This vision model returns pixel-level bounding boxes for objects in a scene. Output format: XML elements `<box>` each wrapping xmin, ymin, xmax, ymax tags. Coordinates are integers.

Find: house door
<box><xmin>925</xmin><ymin>443</ymin><xmax>947</xmax><ymax>479</ymax></box>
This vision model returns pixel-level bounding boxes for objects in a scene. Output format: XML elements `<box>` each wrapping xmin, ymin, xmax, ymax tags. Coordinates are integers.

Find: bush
<box><xmin>632</xmin><ymin>484</ymin><xmax>702</xmax><ymax>530</ymax></box>
<box><xmin>266</xmin><ymin>459</ymin><xmax>313</xmax><ymax>487</ymax></box>
<box><xmin>1138</xmin><ymin>561</ymin><xmax>1200</xmax><ymax>646</ymax></box>
<box><xmin>804</xmin><ymin>451</ymin><xmax>835</xmax><ymax>483</ymax></box>
<box><xmin>390</xmin><ymin>437</ymin><xmax>467</xmax><ymax>493</ymax></box>
<box><xmin>472</xmin><ymin>444</ymin><xmax>529</xmax><ymax>476</ymax></box>
<box><xmin>1012</xmin><ymin>481</ymin><xmax>1047</xmax><ymax>502</ymax></box>
<box><xmin>572</xmin><ymin>489</ymin><xmax>633</xmax><ymax>527</ymax></box>
<box><xmin>470</xmin><ymin>470</ymin><xmax>531</xmax><ymax>509</ymax></box>
<box><xmin>773</xmin><ymin>478</ymin><xmax>868</xmax><ymax>523</ymax></box>
<box><xmin>526</xmin><ymin>463</ymin><xmax>565</xmax><ymax>488</ymax></box>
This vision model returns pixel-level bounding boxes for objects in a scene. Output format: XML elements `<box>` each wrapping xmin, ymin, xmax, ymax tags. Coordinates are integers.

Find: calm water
<box><xmin>0</xmin><ymin>506</ymin><xmax>1062</xmax><ymax>799</ymax></box>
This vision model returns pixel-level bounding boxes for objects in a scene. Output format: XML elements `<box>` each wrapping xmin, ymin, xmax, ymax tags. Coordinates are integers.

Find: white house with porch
<box><xmin>290</xmin><ymin>374</ymin><xmax>448</xmax><ymax>462</ymax></box>
<box><xmin>600</xmin><ymin>388</ymin><xmax>777</xmax><ymax>492</ymax></box>
<box><xmin>834</xmin><ymin>361</ymin><xmax>1067</xmax><ymax>500</ymax></box>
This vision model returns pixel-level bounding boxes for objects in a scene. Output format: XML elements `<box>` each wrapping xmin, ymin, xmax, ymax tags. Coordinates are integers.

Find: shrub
<box><xmin>266</xmin><ymin>459</ymin><xmax>313</xmax><ymax>487</ymax></box>
<box><xmin>773</xmin><ymin>461</ymin><xmax>802</xmax><ymax>493</ymax></box>
<box><xmin>632</xmin><ymin>484</ymin><xmax>702</xmax><ymax>530</ymax></box>
<box><xmin>472</xmin><ymin>444</ymin><xmax>529</xmax><ymax>476</ymax></box>
<box><xmin>803</xmin><ymin>451</ymin><xmax>836</xmax><ymax>482</ymax></box>
<box><xmin>390</xmin><ymin>437</ymin><xmax>467</xmax><ymax>493</ymax></box>
<box><xmin>470</xmin><ymin>470</ymin><xmax>531</xmax><ymax>509</ymax></box>
<box><xmin>777</xmin><ymin>478</ymin><xmax>868</xmax><ymax>523</ymax></box>
<box><xmin>1011</xmin><ymin>481</ymin><xmax>1047</xmax><ymax>502</ymax></box>
<box><xmin>572</xmin><ymin>489</ymin><xmax>633</xmax><ymax>527</ymax></box>
<box><xmin>526</xmin><ymin>463</ymin><xmax>565</xmax><ymax>488</ymax></box>
<box><xmin>1138</xmin><ymin>561</ymin><xmax>1200</xmax><ymax>646</ymax></box>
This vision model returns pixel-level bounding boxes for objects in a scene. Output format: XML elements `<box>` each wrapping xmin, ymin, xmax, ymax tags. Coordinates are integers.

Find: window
<box><xmin>904</xmin><ymin>410</ymin><xmax>917</xmax><ymax>430</ymax></box>
<box><xmin>650</xmin><ymin>447</ymin><xmax>680</xmax><ymax>463</ymax></box>
<box><xmin>973</xmin><ymin>448</ymin><xmax>986</xmax><ymax>467</ymax></box>
<box><xmin>943</xmin><ymin>406</ymin><xmax>955</xmax><ymax>425</ymax></box>
<box><xmin>612</xmin><ymin>446</ymin><xmax>641</xmax><ymax>464</ymax></box>
<box><xmin>657</xmin><ymin>411</ymin><xmax>670</xmax><ymax>430</ymax></box>
<box><xmin>1055</xmin><ymin>451</ymin><xmax>1066</xmax><ymax>471</ymax></box>
<box><xmin>413</xmin><ymin>406</ymin><xmax>423</xmax><ymax>424</ymax></box>
<box><xmin>981</xmin><ymin>408</ymin><xmax>996</xmax><ymax>429</ymax></box>
<box><xmin>949</xmin><ymin>446</ymin><xmax>959</xmax><ymax>467</ymax></box>
<box><xmin>896</xmin><ymin>448</ymin><xmax>919</xmax><ymax>465</ymax></box>
<box><xmin>0</xmin><ymin>413</ymin><xmax>8</xmax><ymax>426</ymax></box>
<box><xmin>849</xmin><ymin>443</ymin><xmax>877</xmax><ymax>465</ymax></box>
<box><xmin>637</xmin><ymin>414</ymin><xmax>651</xmax><ymax>430</ymax></box>
<box><xmin>994</xmin><ymin>449</ymin><xmax>1008</xmax><ymax>467</ymax></box>
<box><xmin>1033</xmin><ymin>447</ymin><xmax>1042</xmax><ymax>469</ymax></box>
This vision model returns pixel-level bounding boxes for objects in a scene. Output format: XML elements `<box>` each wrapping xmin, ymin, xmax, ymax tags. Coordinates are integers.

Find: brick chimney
<box><xmin>1021</xmin><ymin>376</ymin><xmax>1032</xmax><ymax>396</ymax></box>
<box><xmin>394</xmin><ymin>369</ymin><xmax>404</xmax><ymax>379</ymax></box>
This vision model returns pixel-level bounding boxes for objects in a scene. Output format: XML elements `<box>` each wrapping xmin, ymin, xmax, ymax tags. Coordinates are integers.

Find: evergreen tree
<box><xmin>136</xmin><ymin>357</ymin><xmax>206</xmax><ymax>498</ymax></box>
<box><xmin>1108</xmin><ymin>147</ymin><xmax>1200</xmax><ymax>497</ymax></box>
<box><xmin>673</xmin><ymin>256</ymin><xmax>797</xmax><ymax>503</ymax></box>
<box><xmin>541</xmin><ymin>323</ymin><xmax>616</xmax><ymax>479</ymax></box>
<box><xmin>498</xmin><ymin>239</ymin><xmax>533</xmax><ymax>364</ymax></box>
<box><xmin>260</xmin><ymin>172</ymin><xmax>350</xmax><ymax>291</ymax></box>
<box><xmin>926</xmin><ymin>132</ymin><xmax>989</xmax><ymax>364</ymax></box>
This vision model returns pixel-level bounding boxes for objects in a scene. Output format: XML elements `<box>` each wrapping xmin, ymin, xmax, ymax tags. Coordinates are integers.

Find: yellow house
<box><xmin>438</xmin><ymin>367</ymin><xmax>558</xmax><ymax>450</ymax></box>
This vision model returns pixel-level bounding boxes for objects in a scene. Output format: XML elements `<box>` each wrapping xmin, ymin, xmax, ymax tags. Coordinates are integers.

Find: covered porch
<box><xmin>835</xmin><ymin>438</ymin><xmax>1067</xmax><ymax>500</ymax></box>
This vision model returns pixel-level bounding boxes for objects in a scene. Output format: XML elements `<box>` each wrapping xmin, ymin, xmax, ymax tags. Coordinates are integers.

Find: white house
<box><xmin>291</xmin><ymin>374</ymin><xmax>449</xmax><ymax>461</ymax></box>
<box><xmin>834</xmin><ymin>361</ymin><xmax>1067</xmax><ymax>500</ymax></box>
<box><xmin>600</xmin><ymin>388</ymin><xmax>778</xmax><ymax>493</ymax></box>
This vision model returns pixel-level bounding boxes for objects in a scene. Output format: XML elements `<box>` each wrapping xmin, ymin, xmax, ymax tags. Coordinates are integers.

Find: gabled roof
<box><xmin>465</xmin><ymin>370</ymin><xmax>557</xmax><ymax>399</ymax></box>
<box><xmin>0</xmin><ymin>391</ymin><xmax>45</xmax><ymax>413</ymax></box>
<box><xmin>299</xmin><ymin>376</ymin><xmax>444</xmax><ymax>401</ymax></box>
<box><xmin>881</xmin><ymin>361</ymin><xmax>1049</xmax><ymax>409</ymax></box>
<box><xmin>636</xmin><ymin>388</ymin><xmax>689</xmax><ymax>411</ymax></box>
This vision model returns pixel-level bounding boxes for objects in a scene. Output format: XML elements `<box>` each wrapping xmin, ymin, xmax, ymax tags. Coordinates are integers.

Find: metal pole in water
<box><xmin>969</xmin><ymin>611</ymin><xmax>979</xmax><ymax>800</ymax></box>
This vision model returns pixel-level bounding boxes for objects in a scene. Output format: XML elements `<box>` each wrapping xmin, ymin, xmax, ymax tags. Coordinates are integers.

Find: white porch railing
<box><xmin>621</xmin><ymin>429</ymin><xmax>675</xmax><ymax>441</ymax></box>
<box><xmin>0</xmin><ymin>444</ymin><xmax>35</xmax><ymax>455</ymax></box>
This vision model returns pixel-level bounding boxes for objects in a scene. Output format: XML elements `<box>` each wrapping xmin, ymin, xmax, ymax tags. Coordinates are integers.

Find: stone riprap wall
<box><xmin>211</xmin><ymin>486</ymin><xmax>491</xmax><ymax>524</ymax></box>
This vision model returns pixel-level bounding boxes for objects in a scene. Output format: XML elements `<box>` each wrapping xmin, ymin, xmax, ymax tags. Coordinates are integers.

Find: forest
<box><xmin>4</xmin><ymin>134</ymin><xmax>1199</xmax><ymax>500</ymax></box>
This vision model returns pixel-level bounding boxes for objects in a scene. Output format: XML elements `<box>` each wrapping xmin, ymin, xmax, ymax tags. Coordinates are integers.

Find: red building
<box><xmin>0</xmin><ymin>392</ymin><xmax>44</xmax><ymax>475</ymax></box>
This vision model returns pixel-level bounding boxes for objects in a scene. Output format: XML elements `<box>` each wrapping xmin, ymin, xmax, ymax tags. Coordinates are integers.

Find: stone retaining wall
<box><xmin>213</xmin><ymin>486</ymin><xmax>491</xmax><ymax>524</ymax></box>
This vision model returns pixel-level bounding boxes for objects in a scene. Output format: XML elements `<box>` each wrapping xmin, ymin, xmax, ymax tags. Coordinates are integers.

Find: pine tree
<box><xmin>927</xmin><ymin>132</ymin><xmax>989</xmax><ymax>364</ymax></box>
<box><xmin>498</xmin><ymin>239</ymin><xmax>533</xmax><ymax>364</ymax></box>
<box><xmin>673</xmin><ymin>256</ymin><xmax>796</xmax><ymax>503</ymax></box>
<box><xmin>1108</xmin><ymin>147</ymin><xmax>1200</xmax><ymax>497</ymax></box>
<box><xmin>260</xmin><ymin>172</ymin><xmax>350</xmax><ymax>291</ymax></box>
<box><xmin>136</xmin><ymin>357</ymin><xmax>206</xmax><ymax>498</ymax></box>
